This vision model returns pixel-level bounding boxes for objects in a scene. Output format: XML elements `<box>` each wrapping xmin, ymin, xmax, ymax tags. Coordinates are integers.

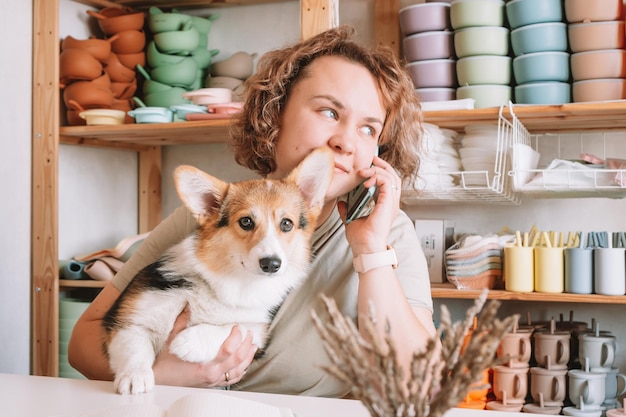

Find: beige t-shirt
<box><xmin>112</xmin><ymin>205</ymin><xmax>433</xmax><ymax>397</ymax></box>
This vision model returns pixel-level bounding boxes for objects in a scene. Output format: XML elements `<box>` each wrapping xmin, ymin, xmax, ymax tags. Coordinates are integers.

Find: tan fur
<box><xmin>103</xmin><ymin>148</ymin><xmax>334</xmax><ymax>394</ymax></box>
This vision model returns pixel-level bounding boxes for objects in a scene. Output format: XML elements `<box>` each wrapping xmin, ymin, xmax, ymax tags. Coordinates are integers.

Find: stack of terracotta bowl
<box><xmin>140</xmin><ymin>7</ymin><xmax>219</xmax><ymax>108</ymax></box>
<box><xmin>88</xmin><ymin>7</ymin><xmax>146</xmax><ymax>120</ymax></box>
<box><xmin>507</xmin><ymin>0</ymin><xmax>571</xmax><ymax>105</ymax></box>
<box><xmin>398</xmin><ymin>2</ymin><xmax>456</xmax><ymax>102</ymax></box>
<box><xmin>451</xmin><ymin>0</ymin><xmax>510</xmax><ymax>108</ymax></box>
<box><xmin>566</xmin><ymin>0</ymin><xmax>626</xmax><ymax>102</ymax></box>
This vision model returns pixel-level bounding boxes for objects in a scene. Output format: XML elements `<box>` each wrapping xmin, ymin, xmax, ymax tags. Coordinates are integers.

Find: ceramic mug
<box><xmin>533</xmin><ymin>331</ymin><xmax>571</xmax><ymax>370</ymax></box>
<box><xmin>593</xmin><ymin>248</ymin><xmax>626</xmax><ymax>296</ymax></box>
<box><xmin>564</xmin><ymin>247</ymin><xmax>594</xmax><ymax>294</ymax></box>
<box><xmin>530</xmin><ymin>366</ymin><xmax>567</xmax><ymax>406</ymax></box>
<box><xmin>579</xmin><ymin>334</ymin><xmax>617</xmax><ymax>371</ymax></box>
<box><xmin>534</xmin><ymin>246</ymin><xmax>565</xmax><ymax>293</ymax></box>
<box><xmin>492</xmin><ymin>365</ymin><xmax>529</xmax><ymax>404</ymax></box>
<box><xmin>601</xmin><ymin>367</ymin><xmax>626</xmax><ymax>402</ymax></box>
<box><xmin>504</xmin><ymin>246</ymin><xmax>534</xmax><ymax>292</ymax></box>
<box><xmin>497</xmin><ymin>330</ymin><xmax>532</xmax><ymax>367</ymax></box>
<box><xmin>568</xmin><ymin>369</ymin><xmax>606</xmax><ymax>410</ymax></box>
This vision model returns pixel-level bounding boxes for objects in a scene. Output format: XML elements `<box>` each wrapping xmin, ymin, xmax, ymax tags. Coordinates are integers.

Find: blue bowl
<box><xmin>505</xmin><ymin>0</ymin><xmax>563</xmax><ymax>30</ymax></box>
<box><xmin>513</xmin><ymin>51</ymin><xmax>570</xmax><ymax>84</ymax></box>
<box><xmin>511</xmin><ymin>22</ymin><xmax>568</xmax><ymax>56</ymax></box>
<box><xmin>515</xmin><ymin>82</ymin><xmax>571</xmax><ymax>105</ymax></box>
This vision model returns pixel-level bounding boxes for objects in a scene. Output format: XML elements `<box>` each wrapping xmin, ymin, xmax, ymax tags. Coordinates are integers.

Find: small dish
<box><xmin>79</xmin><ymin>109</ymin><xmax>126</xmax><ymax>125</ymax></box>
<box><xmin>183</xmin><ymin>88</ymin><xmax>232</xmax><ymax>105</ymax></box>
<box><xmin>127</xmin><ymin>107</ymin><xmax>174</xmax><ymax>123</ymax></box>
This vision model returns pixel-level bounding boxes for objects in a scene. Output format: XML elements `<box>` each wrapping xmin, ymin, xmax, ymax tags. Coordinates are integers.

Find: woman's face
<box><xmin>271</xmin><ymin>55</ymin><xmax>386</xmax><ymax>201</ymax></box>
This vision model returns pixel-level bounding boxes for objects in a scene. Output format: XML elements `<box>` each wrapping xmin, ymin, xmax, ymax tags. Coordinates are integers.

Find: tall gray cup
<box><xmin>564</xmin><ymin>247</ymin><xmax>593</xmax><ymax>294</ymax></box>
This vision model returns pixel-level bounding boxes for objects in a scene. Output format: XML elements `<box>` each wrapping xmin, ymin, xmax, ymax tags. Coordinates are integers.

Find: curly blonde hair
<box><xmin>229</xmin><ymin>25</ymin><xmax>422</xmax><ymax>184</ymax></box>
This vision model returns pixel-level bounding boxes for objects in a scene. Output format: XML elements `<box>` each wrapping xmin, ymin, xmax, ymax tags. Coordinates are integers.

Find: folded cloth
<box><xmin>74</xmin><ymin>232</ymin><xmax>149</xmax><ymax>262</ymax></box>
<box><xmin>83</xmin><ymin>256</ymin><xmax>125</xmax><ymax>281</ymax></box>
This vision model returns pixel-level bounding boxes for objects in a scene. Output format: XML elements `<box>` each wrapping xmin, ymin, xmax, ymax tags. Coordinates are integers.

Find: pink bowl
<box><xmin>399</xmin><ymin>3</ymin><xmax>451</xmax><ymax>36</ymax></box>
<box><xmin>406</xmin><ymin>59</ymin><xmax>457</xmax><ymax>89</ymax></box>
<box><xmin>403</xmin><ymin>31</ymin><xmax>454</xmax><ymax>61</ymax></box>
<box><xmin>570</xmin><ymin>49</ymin><xmax>626</xmax><ymax>81</ymax></box>
<box><xmin>415</xmin><ymin>88</ymin><xmax>456</xmax><ymax>102</ymax></box>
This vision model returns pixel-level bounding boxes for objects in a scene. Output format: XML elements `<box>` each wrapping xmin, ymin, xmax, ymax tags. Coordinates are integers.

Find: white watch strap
<box><xmin>353</xmin><ymin>245</ymin><xmax>398</xmax><ymax>273</ymax></box>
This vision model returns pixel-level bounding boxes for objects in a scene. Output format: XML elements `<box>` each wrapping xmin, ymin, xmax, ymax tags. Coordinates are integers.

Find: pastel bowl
<box><xmin>454</xmin><ymin>26</ymin><xmax>509</xmax><ymax>58</ymax></box>
<box><xmin>182</xmin><ymin>87</ymin><xmax>232</xmax><ymax>105</ymax></box>
<box><xmin>568</xmin><ymin>21</ymin><xmax>625</xmax><ymax>53</ymax></box>
<box><xmin>79</xmin><ymin>109</ymin><xmax>126</xmax><ymax>125</ymax></box>
<box><xmin>456</xmin><ymin>84</ymin><xmax>511</xmax><ymax>109</ymax></box>
<box><xmin>406</xmin><ymin>59</ymin><xmax>457</xmax><ymax>89</ymax></box>
<box><xmin>512</xmin><ymin>52</ymin><xmax>570</xmax><ymax>84</ymax></box>
<box><xmin>505</xmin><ymin>0</ymin><xmax>563</xmax><ymax>30</ymax></box>
<box><xmin>414</xmin><ymin>88</ymin><xmax>456</xmax><ymax>102</ymax></box>
<box><xmin>128</xmin><ymin>106</ymin><xmax>174</xmax><ymax>124</ymax></box>
<box><xmin>570</xmin><ymin>49</ymin><xmax>626</xmax><ymax>81</ymax></box>
<box><xmin>457</xmin><ymin>55</ymin><xmax>511</xmax><ymax>86</ymax></box>
<box><xmin>398</xmin><ymin>3</ymin><xmax>451</xmax><ymax>36</ymax></box>
<box><xmin>61</xmin><ymin>35</ymin><xmax>115</xmax><ymax>62</ymax></box>
<box><xmin>572</xmin><ymin>79</ymin><xmax>626</xmax><ymax>102</ymax></box>
<box><xmin>153</xmin><ymin>23</ymin><xmax>200</xmax><ymax>55</ymax></box>
<box><xmin>89</xmin><ymin>8</ymin><xmax>145</xmax><ymax>35</ymax></box>
<box><xmin>511</xmin><ymin>22</ymin><xmax>568</xmax><ymax>56</ymax></box>
<box><xmin>403</xmin><ymin>31</ymin><xmax>454</xmax><ymax>62</ymax></box>
<box><xmin>148</xmin><ymin>7</ymin><xmax>192</xmax><ymax>33</ymax></box>
<box><xmin>143</xmin><ymin>88</ymin><xmax>191</xmax><ymax>107</ymax></box>
<box><xmin>564</xmin><ymin>0</ymin><xmax>623</xmax><ymax>23</ymax></box>
<box><xmin>515</xmin><ymin>82</ymin><xmax>571</xmax><ymax>105</ymax></box>
<box><xmin>150</xmin><ymin>57</ymin><xmax>199</xmax><ymax>88</ymax></box>
<box><xmin>450</xmin><ymin>0</ymin><xmax>504</xmax><ymax>30</ymax></box>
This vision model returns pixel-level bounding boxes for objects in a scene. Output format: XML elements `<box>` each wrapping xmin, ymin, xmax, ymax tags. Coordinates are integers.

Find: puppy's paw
<box><xmin>170</xmin><ymin>327</ymin><xmax>221</xmax><ymax>363</ymax></box>
<box><xmin>114</xmin><ymin>369</ymin><xmax>155</xmax><ymax>395</ymax></box>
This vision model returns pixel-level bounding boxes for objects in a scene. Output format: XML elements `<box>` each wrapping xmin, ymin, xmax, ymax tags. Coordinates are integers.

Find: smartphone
<box><xmin>345</xmin><ymin>147</ymin><xmax>379</xmax><ymax>224</ymax></box>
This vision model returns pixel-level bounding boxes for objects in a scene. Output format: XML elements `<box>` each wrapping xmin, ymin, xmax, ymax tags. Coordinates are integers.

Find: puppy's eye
<box><xmin>280</xmin><ymin>218</ymin><xmax>294</xmax><ymax>232</ymax></box>
<box><xmin>239</xmin><ymin>217</ymin><xmax>255</xmax><ymax>231</ymax></box>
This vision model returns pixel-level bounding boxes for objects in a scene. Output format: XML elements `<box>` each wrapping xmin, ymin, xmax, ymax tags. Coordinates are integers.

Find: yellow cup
<box><xmin>534</xmin><ymin>247</ymin><xmax>564</xmax><ymax>293</ymax></box>
<box><xmin>504</xmin><ymin>246</ymin><xmax>534</xmax><ymax>292</ymax></box>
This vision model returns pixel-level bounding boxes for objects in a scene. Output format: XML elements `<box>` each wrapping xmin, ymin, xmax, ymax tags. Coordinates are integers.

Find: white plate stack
<box><xmin>458</xmin><ymin>124</ymin><xmax>499</xmax><ymax>187</ymax></box>
<box><xmin>412</xmin><ymin>123</ymin><xmax>461</xmax><ymax>190</ymax></box>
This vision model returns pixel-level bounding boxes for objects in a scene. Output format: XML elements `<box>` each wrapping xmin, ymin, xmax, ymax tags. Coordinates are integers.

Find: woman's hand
<box><xmin>338</xmin><ymin>155</ymin><xmax>402</xmax><ymax>255</ymax></box>
<box><xmin>153</xmin><ymin>308</ymin><xmax>257</xmax><ymax>388</ymax></box>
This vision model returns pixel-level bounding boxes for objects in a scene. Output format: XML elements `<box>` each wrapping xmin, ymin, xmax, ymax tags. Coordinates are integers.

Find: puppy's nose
<box><xmin>259</xmin><ymin>256</ymin><xmax>281</xmax><ymax>273</ymax></box>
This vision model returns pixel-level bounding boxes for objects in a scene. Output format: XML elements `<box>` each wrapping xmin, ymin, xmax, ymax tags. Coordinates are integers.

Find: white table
<box><xmin>0</xmin><ymin>373</ymin><xmax>540</xmax><ymax>417</ymax></box>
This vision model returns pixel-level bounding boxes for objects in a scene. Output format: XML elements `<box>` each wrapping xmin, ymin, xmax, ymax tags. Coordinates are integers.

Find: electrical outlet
<box><xmin>414</xmin><ymin>219</ymin><xmax>445</xmax><ymax>283</ymax></box>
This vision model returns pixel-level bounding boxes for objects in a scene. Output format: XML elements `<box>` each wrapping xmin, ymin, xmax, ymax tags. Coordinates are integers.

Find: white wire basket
<box><xmin>508</xmin><ymin>129</ymin><xmax>626</xmax><ymax>198</ymax></box>
<box><xmin>403</xmin><ymin>102</ymin><xmax>522</xmax><ymax>205</ymax></box>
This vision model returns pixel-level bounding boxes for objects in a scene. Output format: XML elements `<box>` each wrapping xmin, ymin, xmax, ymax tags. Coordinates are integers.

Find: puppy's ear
<box><xmin>288</xmin><ymin>148</ymin><xmax>334</xmax><ymax>212</ymax></box>
<box><xmin>174</xmin><ymin>165</ymin><xmax>228</xmax><ymax>221</ymax></box>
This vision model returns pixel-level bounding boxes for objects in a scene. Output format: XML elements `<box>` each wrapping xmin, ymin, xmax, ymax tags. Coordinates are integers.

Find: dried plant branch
<box><xmin>311</xmin><ymin>290</ymin><xmax>519</xmax><ymax>417</ymax></box>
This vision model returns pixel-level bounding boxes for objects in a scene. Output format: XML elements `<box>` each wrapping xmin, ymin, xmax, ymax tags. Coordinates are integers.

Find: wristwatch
<box><xmin>353</xmin><ymin>245</ymin><xmax>398</xmax><ymax>273</ymax></box>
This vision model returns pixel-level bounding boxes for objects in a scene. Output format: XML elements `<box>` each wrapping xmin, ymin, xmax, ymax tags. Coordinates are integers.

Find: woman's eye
<box><xmin>320</xmin><ymin>108</ymin><xmax>338</xmax><ymax>120</ymax></box>
<box><xmin>359</xmin><ymin>125</ymin><xmax>376</xmax><ymax>137</ymax></box>
<box><xmin>238</xmin><ymin>217</ymin><xmax>255</xmax><ymax>231</ymax></box>
<box><xmin>280</xmin><ymin>218</ymin><xmax>294</xmax><ymax>232</ymax></box>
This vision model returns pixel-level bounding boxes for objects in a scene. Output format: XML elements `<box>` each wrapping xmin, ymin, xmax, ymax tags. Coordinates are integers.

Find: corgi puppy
<box><xmin>103</xmin><ymin>148</ymin><xmax>334</xmax><ymax>395</ymax></box>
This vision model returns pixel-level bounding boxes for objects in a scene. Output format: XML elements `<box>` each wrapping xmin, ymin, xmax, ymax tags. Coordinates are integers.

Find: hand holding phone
<box><xmin>345</xmin><ymin>147</ymin><xmax>378</xmax><ymax>224</ymax></box>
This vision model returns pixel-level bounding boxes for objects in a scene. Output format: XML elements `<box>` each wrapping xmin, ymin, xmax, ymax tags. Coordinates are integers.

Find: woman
<box><xmin>69</xmin><ymin>25</ymin><xmax>435</xmax><ymax>397</ymax></box>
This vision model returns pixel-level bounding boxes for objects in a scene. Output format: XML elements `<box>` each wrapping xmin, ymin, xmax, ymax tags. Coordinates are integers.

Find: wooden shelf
<box><xmin>431</xmin><ymin>283</ymin><xmax>626</xmax><ymax>304</ymax></box>
<box><xmin>59</xmin><ymin>102</ymin><xmax>626</xmax><ymax>148</ymax></box>
<box><xmin>425</xmin><ymin>101</ymin><xmax>626</xmax><ymax>133</ymax></box>
<box><xmin>72</xmin><ymin>0</ymin><xmax>292</xmax><ymax>10</ymax></box>
<box><xmin>59</xmin><ymin>279</ymin><xmax>107</xmax><ymax>289</ymax></box>
<box><xmin>60</xmin><ymin>119</ymin><xmax>232</xmax><ymax>146</ymax></box>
